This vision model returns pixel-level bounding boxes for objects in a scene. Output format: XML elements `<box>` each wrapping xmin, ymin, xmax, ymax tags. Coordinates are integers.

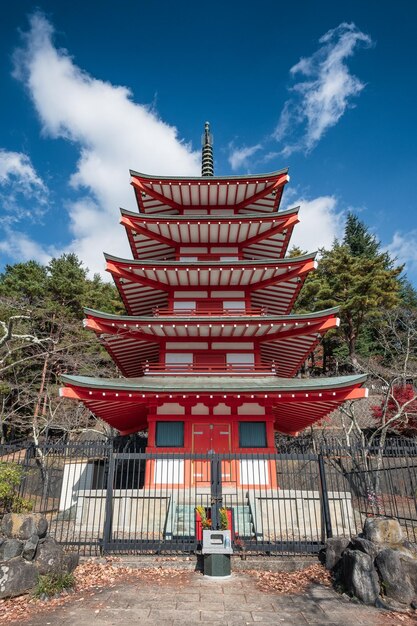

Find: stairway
<box><xmin>165</xmin><ymin>502</ymin><xmax>254</xmax><ymax>541</ymax></box>
<box><xmin>232</xmin><ymin>504</ymin><xmax>253</xmax><ymax>538</ymax></box>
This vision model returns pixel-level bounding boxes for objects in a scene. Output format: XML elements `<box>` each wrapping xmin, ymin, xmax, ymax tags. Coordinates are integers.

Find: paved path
<box><xmin>23</xmin><ymin>572</ymin><xmax>405</xmax><ymax>626</ymax></box>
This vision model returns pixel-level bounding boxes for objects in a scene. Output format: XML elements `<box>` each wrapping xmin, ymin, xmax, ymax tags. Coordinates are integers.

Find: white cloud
<box><xmin>0</xmin><ymin>149</ymin><xmax>48</xmax><ymax>225</ymax></box>
<box><xmin>273</xmin><ymin>23</ymin><xmax>372</xmax><ymax>155</ymax></box>
<box><xmin>0</xmin><ymin>149</ymin><xmax>46</xmax><ymax>193</ymax></box>
<box><xmin>12</xmin><ymin>13</ymin><xmax>200</xmax><ymax>276</ymax></box>
<box><xmin>287</xmin><ymin>196</ymin><xmax>344</xmax><ymax>252</ymax></box>
<box><xmin>228</xmin><ymin>144</ymin><xmax>262</xmax><ymax>171</ymax></box>
<box><xmin>385</xmin><ymin>231</ymin><xmax>417</xmax><ymax>273</ymax></box>
<box><xmin>0</xmin><ymin>228</ymin><xmax>53</xmax><ymax>265</ymax></box>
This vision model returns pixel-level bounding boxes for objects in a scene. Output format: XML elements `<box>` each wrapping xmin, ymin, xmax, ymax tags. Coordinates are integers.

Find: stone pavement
<box><xmin>23</xmin><ymin>571</ymin><xmax>406</xmax><ymax>626</ymax></box>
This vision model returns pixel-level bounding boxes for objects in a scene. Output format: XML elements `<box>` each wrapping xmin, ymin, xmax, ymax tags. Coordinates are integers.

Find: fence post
<box><xmin>210</xmin><ymin>455</ymin><xmax>222</xmax><ymax>530</ymax></box>
<box><xmin>102</xmin><ymin>448</ymin><xmax>115</xmax><ymax>553</ymax></box>
<box><xmin>318</xmin><ymin>454</ymin><xmax>333</xmax><ymax>540</ymax></box>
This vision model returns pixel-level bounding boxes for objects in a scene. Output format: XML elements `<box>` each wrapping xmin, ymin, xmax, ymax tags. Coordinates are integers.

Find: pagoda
<box><xmin>60</xmin><ymin>122</ymin><xmax>367</xmax><ymax>487</ymax></box>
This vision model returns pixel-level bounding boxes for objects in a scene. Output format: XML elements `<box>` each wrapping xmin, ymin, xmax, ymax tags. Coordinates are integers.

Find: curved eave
<box><xmin>120</xmin><ymin>206</ymin><xmax>300</xmax><ymax>261</ymax></box>
<box><xmin>105</xmin><ymin>253</ymin><xmax>316</xmax><ymax>317</ymax></box>
<box><xmin>119</xmin><ymin>205</ymin><xmax>299</xmax><ymax>222</ymax></box>
<box><xmin>129</xmin><ymin>169</ymin><xmax>289</xmax><ymax>182</ymax></box>
<box><xmin>60</xmin><ymin>374</ymin><xmax>367</xmax><ymax>436</ymax></box>
<box><xmin>61</xmin><ymin>373</ymin><xmax>367</xmax><ymax>394</ymax></box>
<box><xmin>130</xmin><ymin>169</ymin><xmax>289</xmax><ymax>215</ymax></box>
<box><xmin>83</xmin><ymin>306</ymin><xmax>339</xmax><ymax>324</ymax></box>
<box><xmin>104</xmin><ymin>251</ymin><xmax>317</xmax><ymax>268</ymax></box>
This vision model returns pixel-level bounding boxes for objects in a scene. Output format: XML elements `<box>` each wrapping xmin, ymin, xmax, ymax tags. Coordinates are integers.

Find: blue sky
<box><xmin>0</xmin><ymin>1</ymin><xmax>416</xmax><ymax>282</ymax></box>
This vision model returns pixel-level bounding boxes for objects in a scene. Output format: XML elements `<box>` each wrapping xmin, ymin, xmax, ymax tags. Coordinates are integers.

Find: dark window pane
<box><xmin>156</xmin><ymin>421</ymin><xmax>184</xmax><ymax>447</ymax></box>
<box><xmin>239</xmin><ymin>422</ymin><xmax>267</xmax><ymax>448</ymax></box>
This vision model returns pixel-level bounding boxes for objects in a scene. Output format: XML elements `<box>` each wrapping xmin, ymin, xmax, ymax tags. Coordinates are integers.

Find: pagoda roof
<box><xmin>120</xmin><ymin>206</ymin><xmax>299</xmax><ymax>261</ymax></box>
<box><xmin>130</xmin><ymin>169</ymin><xmax>289</xmax><ymax>215</ymax></box>
<box><xmin>106</xmin><ymin>253</ymin><xmax>316</xmax><ymax>316</ymax></box>
<box><xmin>84</xmin><ymin>307</ymin><xmax>339</xmax><ymax>378</ymax></box>
<box><xmin>60</xmin><ymin>373</ymin><xmax>367</xmax><ymax>436</ymax></box>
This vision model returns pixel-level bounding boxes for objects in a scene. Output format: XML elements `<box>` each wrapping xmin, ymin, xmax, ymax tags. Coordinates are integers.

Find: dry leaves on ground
<box><xmin>245</xmin><ymin>563</ymin><xmax>332</xmax><ymax>594</ymax></box>
<box><xmin>0</xmin><ymin>559</ymin><xmax>191</xmax><ymax>625</ymax></box>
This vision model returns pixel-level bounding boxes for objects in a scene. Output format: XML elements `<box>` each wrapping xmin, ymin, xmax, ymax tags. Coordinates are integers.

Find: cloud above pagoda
<box><xmin>274</xmin><ymin>22</ymin><xmax>373</xmax><ymax>156</ymax></box>
<box><xmin>11</xmin><ymin>12</ymin><xmax>200</xmax><ymax>275</ymax></box>
<box><xmin>229</xmin><ymin>22</ymin><xmax>373</xmax><ymax>170</ymax></box>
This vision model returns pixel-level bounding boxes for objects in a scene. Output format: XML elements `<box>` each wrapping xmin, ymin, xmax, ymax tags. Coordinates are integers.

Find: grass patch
<box><xmin>34</xmin><ymin>572</ymin><xmax>75</xmax><ymax>599</ymax></box>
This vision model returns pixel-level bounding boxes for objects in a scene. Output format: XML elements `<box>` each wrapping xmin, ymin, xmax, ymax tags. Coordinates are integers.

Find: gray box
<box><xmin>204</xmin><ymin>554</ymin><xmax>231</xmax><ymax>576</ymax></box>
<box><xmin>202</xmin><ymin>530</ymin><xmax>233</xmax><ymax>554</ymax></box>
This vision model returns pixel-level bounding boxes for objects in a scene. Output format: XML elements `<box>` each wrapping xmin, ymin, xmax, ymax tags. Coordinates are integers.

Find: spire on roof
<box><xmin>201</xmin><ymin>121</ymin><xmax>214</xmax><ymax>177</ymax></box>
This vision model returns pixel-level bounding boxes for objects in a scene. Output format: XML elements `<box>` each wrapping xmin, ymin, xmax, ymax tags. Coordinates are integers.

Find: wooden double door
<box><xmin>192</xmin><ymin>423</ymin><xmax>233</xmax><ymax>484</ymax></box>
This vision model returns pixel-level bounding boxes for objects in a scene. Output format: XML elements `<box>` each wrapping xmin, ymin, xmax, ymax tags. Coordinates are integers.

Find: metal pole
<box><xmin>102</xmin><ymin>448</ymin><xmax>115</xmax><ymax>553</ymax></box>
<box><xmin>318</xmin><ymin>454</ymin><xmax>333</xmax><ymax>539</ymax></box>
<box><xmin>210</xmin><ymin>456</ymin><xmax>222</xmax><ymax>529</ymax></box>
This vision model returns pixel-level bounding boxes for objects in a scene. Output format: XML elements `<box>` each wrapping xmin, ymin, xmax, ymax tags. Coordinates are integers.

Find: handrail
<box><xmin>143</xmin><ymin>362</ymin><xmax>276</xmax><ymax>376</ymax></box>
<box><xmin>153</xmin><ymin>306</ymin><xmax>267</xmax><ymax>316</ymax></box>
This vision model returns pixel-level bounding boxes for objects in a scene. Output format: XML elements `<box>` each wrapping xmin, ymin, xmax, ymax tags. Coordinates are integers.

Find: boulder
<box><xmin>342</xmin><ymin>549</ymin><xmax>380</xmax><ymax>605</ymax></box>
<box><xmin>321</xmin><ymin>537</ymin><xmax>350</xmax><ymax>570</ymax></box>
<box><xmin>63</xmin><ymin>552</ymin><xmax>79</xmax><ymax>573</ymax></box>
<box><xmin>349</xmin><ymin>537</ymin><xmax>381</xmax><ymax>561</ymax></box>
<box><xmin>363</xmin><ymin>517</ymin><xmax>403</xmax><ymax>545</ymax></box>
<box><xmin>22</xmin><ymin>534</ymin><xmax>39</xmax><ymax>561</ymax></box>
<box><xmin>0</xmin><ymin>560</ymin><xmax>38</xmax><ymax>599</ymax></box>
<box><xmin>34</xmin><ymin>537</ymin><xmax>63</xmax><ymax>575</ymax></box>
<box><xmin>375</xmin><ymin>548</ymin><xmax>414</xmax><ymax>605</ymax></box>
<box><xmin>400</xmin><ymin>555</ymin><xmax>417</xmax><ymax>591</ymax></box>
<box><xmin>1</xmin><ymin>539</ymin><xmax>23</xmax><ymax>561</ymax></box>
<box><xmin>1</xmin><ymin>514</ymin><xmax>48</xmax><ymax>540</ymax></box>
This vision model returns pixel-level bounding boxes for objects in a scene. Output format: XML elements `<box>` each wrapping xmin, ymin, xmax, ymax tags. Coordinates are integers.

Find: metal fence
<box><xmin>1</xmin><ymin>437</ymin><xmax>417</xmax><ymax>556</ymax></box>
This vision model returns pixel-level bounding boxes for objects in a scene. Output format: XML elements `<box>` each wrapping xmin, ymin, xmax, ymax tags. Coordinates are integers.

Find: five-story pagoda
<box><xmin>61</xmin><ymin>123</ymin><xmax>367</xmax><ymax>488</ymax></box>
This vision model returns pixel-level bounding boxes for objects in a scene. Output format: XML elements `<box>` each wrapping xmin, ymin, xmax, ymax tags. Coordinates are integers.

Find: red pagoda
<box><xmin>61</xmin><ymin>123</ymin><xmax>367</xmax><ymax>488</ymax></box>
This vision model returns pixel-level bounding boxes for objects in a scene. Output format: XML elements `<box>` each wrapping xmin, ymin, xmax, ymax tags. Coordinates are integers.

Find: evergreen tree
<box><xmin>343</xmin><ymin>213</ymin><xmax>380</xmax><ymax>258</ymax></box>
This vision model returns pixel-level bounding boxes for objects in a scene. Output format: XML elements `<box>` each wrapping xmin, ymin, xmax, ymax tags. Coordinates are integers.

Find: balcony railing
<box><xmin>143</xmin><ymin>362</ymin><xmax>277</xmax><ymax>376</ymax></box>
<box><xmin>153</xmin><ymin>306</ymin><xmax>267</xmax><ymax>317</ymax></box>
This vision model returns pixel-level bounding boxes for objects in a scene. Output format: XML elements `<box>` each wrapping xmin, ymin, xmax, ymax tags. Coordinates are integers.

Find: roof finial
<box><xmin>201</xmin><ymin>121</ymin><xmax>214</xmax><ymax>177</ymax></box>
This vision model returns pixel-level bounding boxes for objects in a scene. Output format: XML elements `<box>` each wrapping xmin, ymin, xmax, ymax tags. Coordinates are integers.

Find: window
<box><xmin>156</xmin><ymin>421</ymin><xmax>184</xmax><ymax>447</ymax></box>
<box><xmin>239</xmin><ymin>422</ymin><xmax>267</xmax><ymax>448</ymax></box>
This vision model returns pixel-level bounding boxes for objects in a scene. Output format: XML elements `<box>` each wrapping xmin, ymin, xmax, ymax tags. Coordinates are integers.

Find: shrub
<box><xmin>0</xmin><ymin>462</ymin><xmax>33</xmax><ymax>514</ymax></box>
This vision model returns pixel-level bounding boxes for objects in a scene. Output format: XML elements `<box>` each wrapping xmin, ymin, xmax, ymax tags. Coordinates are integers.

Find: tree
<box><xmin>296</xmin><ymin>242</ymin><xmax>402</xmax><ymax>366</ymax></box>
<box><xmin>0</xmin><ymin>254</ymin><xmax>122</xmax><ymax>445</ymax></box>
<box><xmin>371</xmin><ymin>384</ymin><xmax>417</xmax><ymax>436</ymax></box>
<box><xmin>343</xmin><ymin>212</ymin><xmax>380</xmax><ymax>259</ymax></box>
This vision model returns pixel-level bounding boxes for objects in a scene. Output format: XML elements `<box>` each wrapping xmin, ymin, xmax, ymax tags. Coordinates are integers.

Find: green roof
<box><xmin>129</xmin><ymin>168</ymin><xmax>289</xmax><ymax>182</ymax></box>
<box><xmin>61</xmin><ymin>374</ymin><xmax>367</xmax><ymax>394</ymax></box>
<box><xmin>104</xmin><ymin>251</ymin><xmax>317</xmax><ymax>267</ymax></box>
<box><xmin>119</xmin><ymin>205</ymin><xmax>300</xmax><ymax>221</ymax></box>
<box><xmin>83</xmin><ymin>306</ymin><xmax>340</xmax><ymax>323</ymax></box>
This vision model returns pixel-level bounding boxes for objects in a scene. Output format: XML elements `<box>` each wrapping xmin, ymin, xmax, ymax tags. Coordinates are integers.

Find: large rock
<box><xmin>321</xmin><ymin>537</ymin><xmax>350</xmax><ymax>570</ymax></box>
<box><xmin>342</xmin><ymin>549</ymin><xmax>380</xmax><ymax>605</ymax></box>
<box><xmin>375</xmin><ymin>548</ymin><xmax>414</xmax><ymax>605</ymax></box>
<box><xmin>1</xmin><ymin>514</ymin><xmax>48</xmax><ymax>540</ymax></box>
<box><xmin>0</xmin><ymin>560</ymin><xmax>38</xmax><ymax>599</ymax></box>
<box><xmin>363</xmin><ymin>517</ymin><xmax>403</xmax><ymax>545</ymax></box>
<box><xmin>63</xmin><ymin>552</ymin><xmax>79</xmax><ymax>573</ymax></box>
<box><xmin>350</xmin><ymin>536</ymin><xmax>381</xmax><ymax>561</ymax></box>
<box><xmin>34</xmin><ymin>537</ymin><xmax>64</xmax><ymax>575</ymax></box>
<box><xmin>1</xmin><ymin>539</ymin><xmax>23</xmax><ymax>561</ymax></box>
<box><xmin>22</xmin><ymin>534</ymin><xmax>39</xmax><ymax>561</ymax></box>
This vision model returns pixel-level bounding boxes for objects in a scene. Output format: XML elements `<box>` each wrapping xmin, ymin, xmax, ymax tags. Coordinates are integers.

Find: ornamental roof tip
<box><xmin>119</xmin><ymin>205</ymin><xmax>301</xmax><ymax>220</ymax></box>
<box><xmin>103</xmin><ymin>251</ymin><xmax>318</xmax><ymax>265</ymax></box>
<box><xmin>61</xmin><ymin>373</ymin><xmax>367</xmax><ymax>393</ymax></box>
<box><xmin>82</xmin><ymin>305</ymin><xmax>340</xmax><ymax>321</ymax></box>
<box><xmin>128</xmin><ymin>168</ymin><xmax>289</xmax><ymax>182</ymax></box>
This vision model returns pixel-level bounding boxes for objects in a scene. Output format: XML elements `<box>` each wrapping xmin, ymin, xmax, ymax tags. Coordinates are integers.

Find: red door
<box><xmin>192</xmin><ymin>424</ymin><xmax>231</xmax><ymax>484</ymax></box>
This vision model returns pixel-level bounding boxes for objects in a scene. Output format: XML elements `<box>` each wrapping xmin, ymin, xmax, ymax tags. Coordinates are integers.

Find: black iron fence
<box><xmin>1</xmin><ymin>438</ymin><xmax>417</xmax><ymax>556</ymax></box>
